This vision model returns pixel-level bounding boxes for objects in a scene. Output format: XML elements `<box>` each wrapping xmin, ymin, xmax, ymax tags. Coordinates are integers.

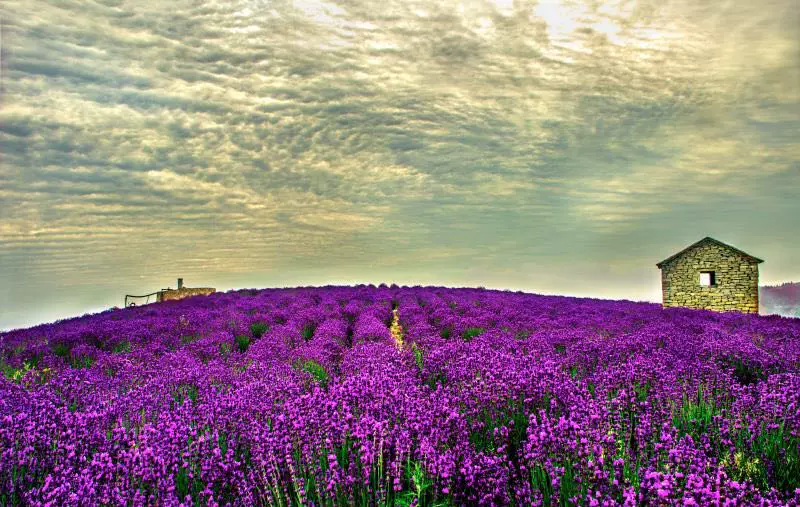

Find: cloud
<box><xmin>0</xmin><ymin>0</ymin><xmax>798</xmax><ymax>328</ymax></box>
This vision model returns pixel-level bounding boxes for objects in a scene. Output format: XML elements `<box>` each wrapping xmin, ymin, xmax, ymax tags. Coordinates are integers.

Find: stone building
<box><xmin>156</xmin><ymin>278</ymin><xmax>215</xmax><ymax>302</ymax></box>
<box><xmin>125</xmin><ymin>278</ymin><xmax>215</xmax><ymax>307</ymax></box>
<box><xmin>157</xmin><ymin>285</ymin><xmax>216</xmax><ymax>302</ymax></box>
<box><xmin>656</xmin><ymin>237</ymin><xmax>762</xmax><ymax>313</ymax></box>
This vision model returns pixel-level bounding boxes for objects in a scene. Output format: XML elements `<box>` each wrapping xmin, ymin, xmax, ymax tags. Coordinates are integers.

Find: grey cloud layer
<box><xmin>1</xmin><ymin>0</ymin><xmax>798</xmax><ymax>328</ymax></box>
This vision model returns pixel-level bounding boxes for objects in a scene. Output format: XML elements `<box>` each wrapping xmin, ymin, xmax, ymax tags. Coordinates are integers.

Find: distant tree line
<box><xmin>760</xmin><ymin>282</ymin><xmax>800</xmax><ymax>317</ymax></box>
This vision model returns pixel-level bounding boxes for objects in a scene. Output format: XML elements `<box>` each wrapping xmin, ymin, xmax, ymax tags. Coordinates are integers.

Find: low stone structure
<box><xmin>656</xmin><ymin>237</ymin><xmax>762</xmax><ymax>313</ymax></box>
<box><xmin>125</xmin><ymin>279</ymin><xmax>215</xmax><ymax>307</ymax></box>
<box><xmin>157</xmin><ymin>286</ymin><xmax>216</xmax><ymax>302</ymax></box>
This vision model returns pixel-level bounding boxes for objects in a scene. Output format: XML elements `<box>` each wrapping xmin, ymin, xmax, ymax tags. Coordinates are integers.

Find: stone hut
<box><xmin>656</xmin><ymin>237</ymin><xmax>763</xmax><ymax>313</ymax></box>
<box><xmin>157</xmin><ymin>278</ymin><xmax>216</xmax><ymax>302</ymax></box>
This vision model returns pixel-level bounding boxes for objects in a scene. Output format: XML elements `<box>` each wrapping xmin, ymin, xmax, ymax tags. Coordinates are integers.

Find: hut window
<box><xmin>699</xmin><ymin>271</ymin><xmax>716</xmax><ymax>287</ymax></box>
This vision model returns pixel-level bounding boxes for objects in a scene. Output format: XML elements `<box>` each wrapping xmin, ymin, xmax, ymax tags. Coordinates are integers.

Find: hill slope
<box><xmin>1</xmin><ymin>285</ymin><xmax>799</xmax><ymax>505</ymax></box>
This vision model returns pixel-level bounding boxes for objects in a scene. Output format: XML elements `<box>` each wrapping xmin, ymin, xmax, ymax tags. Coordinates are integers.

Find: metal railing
<box><xmin>124</xmin><ymin>291</ymin><xmax>162</xmax><ymax>307</ymax></box>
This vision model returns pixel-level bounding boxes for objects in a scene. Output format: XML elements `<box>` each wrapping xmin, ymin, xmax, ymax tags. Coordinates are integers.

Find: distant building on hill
<box><xmin>157</xmin><ymin>279</ymin><xmax>216</xmax><ymax>302</ymax></box>
<box><xmin>656</xmin><ymin>237</ymin><xmax>762</xmax><ymax>313</ymax></box>
<box><xmin>124</xmin><ymin>278</ymin><xmax>215</xmax><ymax>307</ymax></box>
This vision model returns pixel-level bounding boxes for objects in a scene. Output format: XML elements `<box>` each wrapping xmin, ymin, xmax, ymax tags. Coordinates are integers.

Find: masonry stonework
<box><xmin>158</xmin><ymin>287</ymin><xmax>216</xmax><ymax>302</ymax></box>
<box><xmin>658</xmin><ymin>238</ymin><xmax>762</xmax><ymax>314</ymax></box>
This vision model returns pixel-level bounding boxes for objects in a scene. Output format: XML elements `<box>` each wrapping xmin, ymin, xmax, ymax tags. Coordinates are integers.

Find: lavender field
<box><xmin>1</xmin><ymin>286</ymin><xmax>799</xmax><ymax>506</ymax></box>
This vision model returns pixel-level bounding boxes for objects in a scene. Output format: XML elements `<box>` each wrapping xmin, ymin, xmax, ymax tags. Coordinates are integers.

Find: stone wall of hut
<box><xmin>661</xmin><ymin>242</ymin><xmax>759</xmax><ymax>313</ymax></box>
<box><xmin>158</xmin><ymin>287</ymin><xmax>216</xmax><ymax>302</ymax></box>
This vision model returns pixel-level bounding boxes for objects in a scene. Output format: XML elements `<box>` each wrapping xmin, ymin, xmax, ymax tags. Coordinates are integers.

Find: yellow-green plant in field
<box><xmin>390</xmin><ymin>308</ymin><xmax>404</xmax><ymax>349</ymax></box>
<box><xmin>1</xmin><ymin>360</ymin><xmax>34</xmax><ymax>382</ymax></box>
<box><xmin>296</xmin><ymin>359</ymin><xmax>329</xmax><ymax>388</ymax></box>
<box><xmin>412</xmin><ymin>343</ymin><xmax>424</xmax><ymax>372</ymax></box>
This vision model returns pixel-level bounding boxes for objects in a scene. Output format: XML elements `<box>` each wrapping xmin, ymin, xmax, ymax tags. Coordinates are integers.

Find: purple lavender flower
<box><xmin>0</xmin><ymin>285</ymin><xmax>798</xmax><ymax>505</ymax></box>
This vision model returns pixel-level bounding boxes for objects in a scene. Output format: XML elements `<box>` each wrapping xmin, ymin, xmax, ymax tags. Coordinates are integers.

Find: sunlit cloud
<box><xmin>0</xmin><ymin>0</ymin><xmax>798</xmax><ymax>329</ymax></box>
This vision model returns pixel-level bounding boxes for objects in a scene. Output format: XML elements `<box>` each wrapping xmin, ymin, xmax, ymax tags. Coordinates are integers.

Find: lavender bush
<box><xmin>1</xmin><ymin>285</ymin><xmax>799</xmax><ymax>506</ymax></box>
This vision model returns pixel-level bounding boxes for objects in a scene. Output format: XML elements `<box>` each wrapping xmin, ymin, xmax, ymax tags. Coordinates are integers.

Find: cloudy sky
<box><xmin>1</xmin><ymin>0</ymin><xmax>798</xmax><ymax>330</ymax></box>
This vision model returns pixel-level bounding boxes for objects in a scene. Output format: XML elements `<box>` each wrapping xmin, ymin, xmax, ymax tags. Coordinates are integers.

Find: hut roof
<box><xmin>656</xmin><ymin>236</ymin><xmax>764</xmax><ymax>268</ymax></box>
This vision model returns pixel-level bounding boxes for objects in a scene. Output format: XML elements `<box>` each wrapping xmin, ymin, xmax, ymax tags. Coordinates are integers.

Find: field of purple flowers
<box><xmin>1</xmin><ymin>285</ymin><xmax>799</xmax><ymax>506</ymax></box>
